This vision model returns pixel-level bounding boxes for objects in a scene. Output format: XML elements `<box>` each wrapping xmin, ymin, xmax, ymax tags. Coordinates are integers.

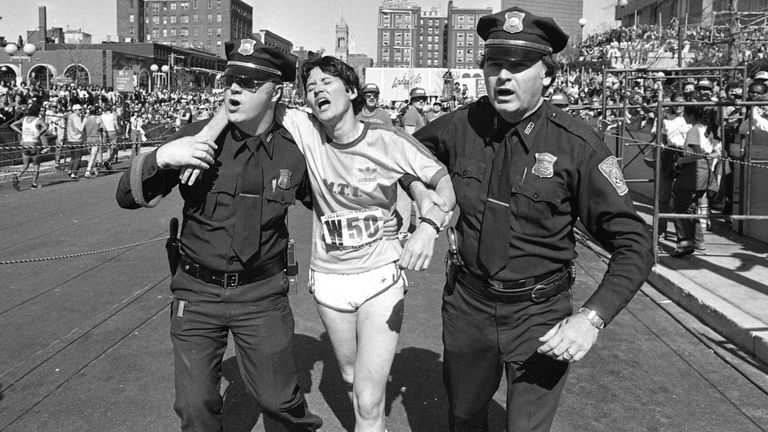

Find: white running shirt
<box><xmin>279</xmin><ymin>106</ymin><xmax>448</xmax><ymax>274</ymax></box>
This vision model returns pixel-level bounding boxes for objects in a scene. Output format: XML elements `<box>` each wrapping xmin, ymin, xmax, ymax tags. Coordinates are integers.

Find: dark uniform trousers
<box><xmin>170</xmin><ymin>270</ymin><xmax>321</xmax><ymax>432</ymax></box>
<box><xmin>443</xmin><ymin>281</ymin><xmax>571</xmax><ymax>432</ymax></box>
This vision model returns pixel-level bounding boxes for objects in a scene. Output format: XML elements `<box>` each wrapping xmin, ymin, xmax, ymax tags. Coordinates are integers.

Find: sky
<box><xmin>0</xmin><ymin>0</ymin><xmax>617</xmax><ymax>57</ymax></box>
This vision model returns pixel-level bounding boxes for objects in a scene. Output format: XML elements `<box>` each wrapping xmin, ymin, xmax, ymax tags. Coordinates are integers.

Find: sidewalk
<box><xmin>634</xmin><ymin>200</ymin><xmax>768</xmax><ymax>367</ymax></box>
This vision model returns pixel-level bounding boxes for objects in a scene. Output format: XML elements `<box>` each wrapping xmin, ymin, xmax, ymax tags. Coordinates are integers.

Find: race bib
<box><xmin>321</xmin><ymin>208</ymin><xmax>385</xmax><ymax>250</ymax></box>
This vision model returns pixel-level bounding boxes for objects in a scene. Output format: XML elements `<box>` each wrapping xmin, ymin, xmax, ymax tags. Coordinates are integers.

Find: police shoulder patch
<box><xmin>598</xmin><ymin>156</ymin><xmax>628</xmax><ymax>196</ymax></box>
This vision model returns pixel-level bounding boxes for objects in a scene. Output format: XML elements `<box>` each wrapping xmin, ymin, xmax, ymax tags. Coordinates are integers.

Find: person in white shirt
<box><xmin>100</xmin><ymin>105</ymin><xmax>120</xmax><ymax>170</ymax></box>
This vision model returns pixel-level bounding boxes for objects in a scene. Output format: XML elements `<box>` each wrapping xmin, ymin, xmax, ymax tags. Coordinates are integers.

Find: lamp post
<box><xmin>161</xmin><ymin>64</ymin><xmax>170</xmax><ymax>90</ymax></box>
<box><xmin>4</xmin><ymin>42</ymin><xmax>36</xmax><ymax>86</ymax></box>
<box><xmin>150</xmin><ymin>63</ymin><xmax>159</xmax><ymax>92</ymax></box>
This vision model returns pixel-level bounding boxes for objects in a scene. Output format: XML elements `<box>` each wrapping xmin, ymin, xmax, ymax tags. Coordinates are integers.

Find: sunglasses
<box><xmin>221</xmin><ymin>76</ymin><xmax>272</xmax><ymax>92</ymax></box>
<box><xmin>412</xmin><ymin>97</ymin><xmax>427</xmax><ymax>102</ymax></box>
<box><xmin>364</xmin><ymin>93</ymin><xmax>379</xmax><ymax>99</ymax></box>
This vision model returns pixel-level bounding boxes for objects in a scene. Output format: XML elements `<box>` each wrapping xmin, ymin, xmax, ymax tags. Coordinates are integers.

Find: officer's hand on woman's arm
<box><xmin>180</xmin><ymin>106</ymin><xmax>229</xmax><ymax>185</ymax></box>
<box><xmin>537</xmin><ymin>313</ymin><xmax>599</xmax><ymax>363</ymax></box>
<box><xmin>399</xmin><ymin>176</ymin><xmax>456</xmax><ymax>271</ymax></box>
<box><xmin>408</xmin><ymin>180</ymin><xmax>454</xmax><ymax>229</ymax></box>
<box><xmin>156</xmin><ymin>136</ymin><xmax>217</xmax><ymax>171</ymax></box>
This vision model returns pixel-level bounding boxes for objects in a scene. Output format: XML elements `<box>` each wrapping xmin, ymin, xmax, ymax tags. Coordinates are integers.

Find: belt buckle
<box><xmin>530</xmin><ymin>285</ymin><xmax>549</xmax><ymax>303</ymax></box>
<box><xmin>224</xmin><ymin>273</ymin><xmax>239</xmax><ymax>288</ymax></box>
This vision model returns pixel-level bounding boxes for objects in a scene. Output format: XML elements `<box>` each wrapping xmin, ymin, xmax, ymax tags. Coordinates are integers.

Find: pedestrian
<box><xmin>100</xmin><ymin>104</ymin><xmax>120</xmax><ymax>170</ymax></box>
<box><xmin>425</xmin><ymin>101</ymin><xmax>446</xmax><ymax>123</ymax></box>
<box><xmin>403</xmin><ymin>7</ymin><xmax>653</xmax><ymax>431</ymax></box>
<box><xmin>10</xmin><ymin>104</ymin><xmax>47</xmax><ymax>190</ymax></box>
<box><xmin>196</xmin><ymin>54</ymin><xmax>455</xmax><ymax>432</ymax></box>
<box><xmin>356</xmin><ymin>83</ymin><xmax>392</xmax><ymax>126</ymax></box>
<box><xmin>402</xmin><ymin>87</ymin><xmax>428</xmax><ymax>134</ymax></box>
<box><xmin>116</xmin><ymin>40</ymin><xmax>322</xmax><ymax>432</ymax></box>
<box><xmin>83</xmin><ymin>106</ymin><xmax>104</xmax><ymax>178</ymax></box>
<box><xmin>66</xmin><ymin>104</ymin><xmax>86</xmax><ymax>180</ymax></box>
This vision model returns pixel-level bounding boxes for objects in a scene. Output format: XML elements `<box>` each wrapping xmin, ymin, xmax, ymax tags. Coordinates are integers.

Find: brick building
<box><xmin>500</xmin><ymin>0</ymin><xmax>585</xmax><ymax>46</ymax></box>
<box><xmin>116</xmin><ymin>0</ymin><xmax>254</xmax><ymax>58</ymax></box>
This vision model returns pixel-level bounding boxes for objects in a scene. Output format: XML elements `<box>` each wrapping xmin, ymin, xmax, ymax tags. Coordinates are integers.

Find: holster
<box><xmin>166</xmin><ymin>217</ymin><xmax>180</xmax><ymax>276</ymax></box>
<box><xmin>444</xmin><ymin>227</ymin><xmax>463</xmax><ymax>296</ymax></box>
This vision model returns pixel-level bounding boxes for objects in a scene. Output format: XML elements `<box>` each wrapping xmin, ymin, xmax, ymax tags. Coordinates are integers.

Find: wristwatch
<box><xmin>578</xmin><ymin>307</ymin><xmax>605</xmax><ymax>330</ymax></box>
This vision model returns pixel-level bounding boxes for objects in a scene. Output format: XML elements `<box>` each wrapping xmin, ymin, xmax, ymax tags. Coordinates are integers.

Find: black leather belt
<box><xmin>456</xmin><ymin>264</ymin><xmax>572</xmax><ymax>304</ymax></box>
<box><xmin>179</xmin><ymin>254</ymin><xmax>284</xmax><ymax>288</ymax></box>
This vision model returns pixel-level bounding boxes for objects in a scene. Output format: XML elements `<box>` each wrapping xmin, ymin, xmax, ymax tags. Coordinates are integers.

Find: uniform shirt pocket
<box><xmin>202</xmin><ymin>179</ymin><xmax>237</xmax><ymax>222</ymax></box>
<box><xmin>511</xmin><ymin>178</ymin><xmax>568</xmax><ymax>237</ymax></box>
<box><xmin>451</xmin><ymin>159</ymin><xmax>486</xmax><ymax>211</ymax></box>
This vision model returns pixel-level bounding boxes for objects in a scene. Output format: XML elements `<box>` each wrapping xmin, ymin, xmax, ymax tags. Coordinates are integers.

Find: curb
<box><xmin>648</xmin><ymin>264</ymin><xmax>768</xmax><ymax>367</ymax></box>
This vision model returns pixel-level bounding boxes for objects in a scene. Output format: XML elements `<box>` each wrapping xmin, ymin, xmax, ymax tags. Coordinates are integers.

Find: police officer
<box><xmin>115</xmin><ymin>40</ymin><xmax>322</xmax><ymax>432</ymax></box>
<box><xmin>402</xmin><ymin>7</ymin><xmax>653</xmax><ymax>431</ymax></box>
<box><xmin>357</xmin><ymin>83</ymin><xmax>393</xmax><ymax>126</ymax></box>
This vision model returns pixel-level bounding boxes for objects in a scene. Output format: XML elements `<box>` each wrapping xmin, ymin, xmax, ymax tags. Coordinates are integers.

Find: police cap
<box><xmin>222</xmin><ymin>38</ymin><xmax>296</xmax><ymax>82</ymax></box>
<box><xmin>477</xmin><ymin>7</ymin><xmax>568</xmax><ymax>62</ymax></box>
<box><xmin>754</xmin><ymin>70</ymin><xmax>768</xmax><ymax>81</ymax></box>
<box><xmin>362</xmin><ymin>83</ymin><xmax>380</xmax><ymax>95</ymax></box>
<box><xmin>696</xmin><ymin>79</ymin><xmax>713</xmax><ymax>90</ymax></box>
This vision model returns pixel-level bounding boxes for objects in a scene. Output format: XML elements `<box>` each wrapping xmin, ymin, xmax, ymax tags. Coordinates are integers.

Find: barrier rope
<box><xmin>603</xmin><ymin>130</ymin><xmax>768</xmax><ymax>171</ymax></box>
<box><xmin>0</xmin><ymin>237</ymin><xmax>168</xmax><ymax>265</ymax></box>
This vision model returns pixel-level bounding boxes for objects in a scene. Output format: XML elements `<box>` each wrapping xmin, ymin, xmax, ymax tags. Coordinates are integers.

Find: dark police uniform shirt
<box><xmin>409</xmin><ymin>96</ymin><xmax>653</xmax><ymax>325</ymax></box>
<box><xmin>116</xmin><ymin>119</ymin><xmax>311</xmax><ymax>273</ymax></box>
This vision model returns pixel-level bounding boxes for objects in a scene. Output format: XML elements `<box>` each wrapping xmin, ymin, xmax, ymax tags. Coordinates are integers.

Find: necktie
<box><xmin>233</xmin><ymin>143</ymin><xmax>264</xmax><ymax>263</ymax></box>
<box><xmin>478</xmin><ymin>133</ymin><xmax>513</xmax><ymax>277</ymax></box>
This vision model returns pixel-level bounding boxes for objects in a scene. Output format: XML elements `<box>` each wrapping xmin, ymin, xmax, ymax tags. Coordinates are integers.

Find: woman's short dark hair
<box><xmin>300</xmin><ymin>56</ymin><xmax>363</xmax><ymax>115</ymax></box>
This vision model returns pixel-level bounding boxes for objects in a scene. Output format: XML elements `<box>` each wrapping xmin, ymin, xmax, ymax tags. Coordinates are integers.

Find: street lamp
<box><xmin>4</xmin><ymin>42</ymin><xmax>36</xmax><ymax>86</ymax></box>
<box><xmin>150</xmin><ymin>63</ymin><xmax>159</xmax><ymax>92</ymax></box>
<box><xmin>161</xmin><ymin>64</ymin><xmax>170</xmax><ymax>90</ymax></box>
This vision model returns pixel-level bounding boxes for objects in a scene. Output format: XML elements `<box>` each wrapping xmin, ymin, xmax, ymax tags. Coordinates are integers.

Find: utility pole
<box><xmin>728</xmin><ymin>0</ymin><xmax>739</xmax><ymax>66</ymax></box>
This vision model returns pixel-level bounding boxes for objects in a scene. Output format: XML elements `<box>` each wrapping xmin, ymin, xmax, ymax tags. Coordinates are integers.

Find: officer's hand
<box><xmin>156</xmin><ymin>136</ymin><xmax>217</xmax><ymax>171</ymax></box>
<box><xmin>179</xmin><ymin>167</ymin><xmax>203</xmax><ymax>185</ymax></box>
<box><xmin>537</xmin><ymin>313</ymin><xmax>599</xmax><ymax>363</ymax></box>
<box><xmin>398</xmin><ymin>224</ymin><xmax>436</xmax><ymax>271</ymax></box>
<box><xmin>415</xmin><ymin>189</ymin><xmax>451</xmax><ymax>216</ymax></box>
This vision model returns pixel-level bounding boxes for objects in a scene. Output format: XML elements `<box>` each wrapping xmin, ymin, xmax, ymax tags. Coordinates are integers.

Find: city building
<box><xmin>500</xmin><ymin>0</ymin><xmax>584</xmax><ymax>45</ymax></box>
<box><xmin>64</xmin><ymin>29</ymin><xmax>93</xmax><ymax>45</ymax></box>
<box><xmin>116</xmin><ymin>0</ymin><xmax>254</xmax><ymax>57</ymax></box>
<box><xmin>335</xmin><ymin>16</ymin><xmax>349</xmax><ymax>63</ymax></box>
<box><xmin>375</xmin><ymin>0</ymin><xmax>490</xmax><ymax>70</ymax></box>
<box><xmin>445</xmin><ymin>1</ymin><xmax>491</xmax><ymax>69</ymax></box>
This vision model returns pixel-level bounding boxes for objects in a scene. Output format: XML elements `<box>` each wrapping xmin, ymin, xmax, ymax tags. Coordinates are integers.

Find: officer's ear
<box><xmin>270</xmin><ymin>83</ymin><xmax>284</xmax><ymax>103</ymax></box>
<box><xmin>542</xmin><ymin>74</ymin><xmax>553</xmax><ymax>88</ymax></box>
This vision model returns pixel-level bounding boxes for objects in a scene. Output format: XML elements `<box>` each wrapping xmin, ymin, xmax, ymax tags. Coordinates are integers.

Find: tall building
<box><xmin>446</xmin><ymin>1</ymin><xmax>491</xmax><ymax>69</ymax></box>
<box><xmin>615</xmin><ymin>0</ymin><xmax>767</xmax><ymax>28</ymax></box>
<box><xmin>335</xmin><ymin>16</ymin><xmax>349</xmax><ymax>62</ymax></box>
<box><xmin>377</xmin><ymin>0</ymin><xmax>420</xmax><ymax>68</ymax></box>
<box><xmin>375</xmin><ymin>0</ymin><xmax>489</xmax><ymax>69</ymax></box>
<box><xmin>500</xmin><ymin>0</ymin><xmax>584</xmax><ymax>45</ymax></box>
<box><xmin>116</xmin><ymin>0</ymin><xmax>254</xmax><ymax>57</ymax></box>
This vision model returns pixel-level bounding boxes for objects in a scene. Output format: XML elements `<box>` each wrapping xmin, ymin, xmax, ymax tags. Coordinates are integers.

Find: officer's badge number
<box><xmin>321</xmin><ymin>208</ymin><xmax>385</xmax><ymax>250</ymax></box>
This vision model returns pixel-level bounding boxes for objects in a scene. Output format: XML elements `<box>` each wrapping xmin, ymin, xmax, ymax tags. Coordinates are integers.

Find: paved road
<box><xmin>1</xmin><ymin>165</ymin><xmax>767</xmax><ymax>432</ymax></box>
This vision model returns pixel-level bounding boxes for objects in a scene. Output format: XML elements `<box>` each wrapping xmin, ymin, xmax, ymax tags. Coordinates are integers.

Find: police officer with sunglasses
<box><xmin>116</xmin><ymin>39</ymin><xmax>321</xmax><ymax>432</ymax></box>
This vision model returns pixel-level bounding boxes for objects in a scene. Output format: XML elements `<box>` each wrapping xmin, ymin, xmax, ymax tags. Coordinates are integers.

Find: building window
<box><xmin>180</xmin><ymin>27</ymin><xmax>189</xmax><ymax>36</ymax></box>
<box><xmin>193</xmin><ymin>28</ymin><xmax>198</xmax><ymax>36</ymax></box>
<box><xmin>129</xmin><ymin>14</ymin><xmax>135</xmax><ymax>23</ymax></box>
<box><xmin>181</xmin><ymin>2</ymin><xmax>189</xmax><ymax>11</ymax></box>
<box><xmin>170</xmin><ymin>2</ymin><xmax>177</xmax><ymax>10</ymax></box>
<box><xmin>207</xmin><ymin>0</ymin><xmax>212</xmax><ymax>9</ymax></box>
<box><xmin>207</xmin><ymin>13</ymin><xmax>212</xmax><ymax>22</ymax></box>
<box><xmin>170</xmin><ymin>16</ymin><xmax>177</xmax><ymax>24</ymax></box>
<box><xmin>383</xmin><ymin>40</ymin><xmax>390</xmax><ymax>47</ymax></box>
<box><xmin>163</xmin><ymin>28</ymin><xmax>168</xmax><ymax>37</ymax></box>
<box><xmin>207</xmin><ymin>27</ymin><xmax>213</xmax><ymax>36</ymax></box>
<box><xmin>192</xmin><ymin>0</ymin><xmax>198</xmax><ymax>9</ymax></box>
<box><xmin>217</xmin><ymin>27</ymin><xmax>222</xmax><ymax>36</ymax></box>
<box><xmin>181</xmin><ymin>14</ymin><xmax>189</xmax><ymax>23</ymax></box>
<box><xmin>170</xmin><ymin>28</ymin><xmax>177</xmax><ymax>36</ymax></box>
<box><xmin>216</xmin><ymin>13</ymin><xmax>221</xmax><ymax>22</ymax></box>
<box><xmin>193</xmin><ymin>14</ymin><xmax>198</xmax><ymax>22</ymax></box>
<box><xmin>130</xmin><ymin>26</ymin><xmax>135</xmax><ymax>35</ymax></box>
<box><xmin>217</xmin><ymin>0</ymin><xmax>221</xmax><ymax>7</ymax></box>
<box><xmin>152</xmin><ymin>3</ymin><xmax>160</xmax><ymax>12</ymax></box>
<box><xmin>382</xmin><ymin>15</ymin><xmax>390</xmax><ymax>27</ymax></box>
<box><xmin>153</xmin><ymin>16</ymin><xmax>160</xmax><ymax>24</ymax></box>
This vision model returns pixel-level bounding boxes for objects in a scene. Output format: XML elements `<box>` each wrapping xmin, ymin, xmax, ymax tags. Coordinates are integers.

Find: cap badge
<box><xmin>532</xmin><ymin>152</ymin><xmax>556</xmax><ymax>178</ymax></box>
<box><xmin>238</xmin><ymin>39</ymin><xmax>257</xmax><ymax>56</ymax></box>
<box><xmin>503</xmin><ymin>11</ymin><xmax>525</xmax><ymax>34</ymax></box>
